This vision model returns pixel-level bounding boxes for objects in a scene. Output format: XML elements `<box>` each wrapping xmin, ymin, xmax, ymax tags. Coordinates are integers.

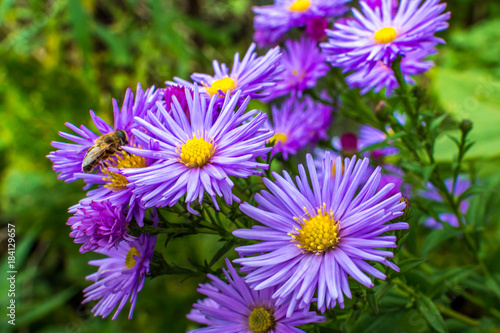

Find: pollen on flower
<box><xmin>248</xmin><ymin>307</ymin><xmax>275</xmax><ymax>332</ymax></box>
<box><xmin>270</xmin><ymin>133</ymin><xmax>287</xmax><ymax>145</ymax></box>
<box><xmin>103</xmin><ymin>152</ymin><xmax>147</xmax><ymax>191</ymax></box>
<box><xmin>125</xmin><ymin>247</ymin><xmax>141</xmax><ymax>269</ymax></box>
<box><xmin>204</xmin><ymin>77</ymin><xmax>237</xmax><ymax>97</ymax></box>
<box><xmin>374</xmin><ymin>27</ymin><xmax>398</xmax><ymax>44</ymax></box>
<box><xmin>289</xmin><ymin>0</ymin><xmax>311</xmax><ymax>12</ymax></box>
<box><xmin>177</xmin><ymin>134</ymin><xmax>215</xmax><ymax>168</ymax></box>
<box><xmin>289</xmin><ymin>204</ymin><xmax>340</xmax><ymax>254</ymax></box>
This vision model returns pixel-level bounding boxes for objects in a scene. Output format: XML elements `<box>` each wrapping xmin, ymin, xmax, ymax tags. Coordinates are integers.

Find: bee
<box><xmin>82</xmin><ymin>129</ymin><xmax>129</xmax><ymax>173</ymax></box>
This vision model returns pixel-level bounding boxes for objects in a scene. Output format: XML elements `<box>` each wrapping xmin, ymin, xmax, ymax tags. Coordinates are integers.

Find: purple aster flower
<box><xmin>47</xmin><ymin>83</ymin><xmax>160</xmax><ymax>185</ymax></box>
<box><xmin>188</xmin><ymin>258</ymin><xmax>325</xmax><ymax>332</ymax></box>
<box><xmin>186</xmin><ymin>297</ymin><xmax>220</xmax><ymax>326</ymax></box>
<box><xmin>345</xmin><ymin>48</ymin><xmax>436</xmax><ymax>96</ymax></box>
<box><xmin>306</xmin><ymin>16</ymin><xmax>329</xmax><ymax>41</ymax></box>
<box><xmin>421</xmin><ymin>177</ymin><xmax>471</xmax><ymax>228</ymax></box>
<box><xmin>121</xmin><ymin>86</ymin><xmax>273</xmax><ymax>214</ymax></box>
<box><xmin>67</xmin><ymin>200</ymin><xmax>129</xmax><ymax>253</ymax></box>
<box><xmin>48</xmin><ymin>84</ymin><xmax>161</xmax><ymax>224</ymax></box>
<box><xmin>172</xmin><ymin>44</ymin><xmax>282</xmax><ymax>102</ymax></box>
<box><xmin>253</xmin><ymin>0</ymin><xmax>351</xmax><ymax>47</ymax></box>
<box><xmin>358</xmin><ymin>121</ymin><xmax>403</xmax><ymax>159</ymax></box>
<box><xmin>233</xmin><ymin>153</ymin><xmax>408</xmax><ymax>314</ymax></box>
<box><xmin>263</xmin><ymin>37</ymin><xmax>329</xmax><ymax>101</ymax></box>
<box><xmin>268</xmin><ymin>96</ymin><xmax>333</xmax><ymax>160</ymax></box>
<box><xmin>163</xmin><ymin>85</ymin><xmax>192</xmax><ymax>116</ymax></box>
<box><xmin>83</xmin><ymin>230</ymin><xmax>156</xmax><ymax>320</ymax></box>
<box><xmin>365</xmin><ymin>0</ymin><xmax>399</xmax><ymax>14</ymax></box>
<box><xmin>321</xmin><ymin>0</ymin><xmax>450</xmax><ymax>71</ymax></box>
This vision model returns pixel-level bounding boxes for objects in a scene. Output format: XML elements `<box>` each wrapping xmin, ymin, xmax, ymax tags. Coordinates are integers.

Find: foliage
<box><xmin>1</xmin><ymin>0</ymin><xmax>500</xmax><ymax>332</ymax></box>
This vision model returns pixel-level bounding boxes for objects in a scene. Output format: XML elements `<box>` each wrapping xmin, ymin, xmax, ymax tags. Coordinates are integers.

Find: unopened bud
<box><xmin>459</xmin><ymin>119</ymin><xmax>472</xmax><ymax>134</ymax></box>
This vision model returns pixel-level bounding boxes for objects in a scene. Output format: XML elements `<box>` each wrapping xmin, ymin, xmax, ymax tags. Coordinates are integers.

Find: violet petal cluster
<box><xmin>121</xmin><ymin>86</ymin><xmax>273</xmax><ymax>213</ymax></box>
<box><xmin>187</xmin><ymin>259</ymin><xmax>325</xmax><ymax>332</ymax></box>
<box><xmin>233</xmin><ymin>153</ymin><xmax>408</xmax><ymax>314</ymax></box>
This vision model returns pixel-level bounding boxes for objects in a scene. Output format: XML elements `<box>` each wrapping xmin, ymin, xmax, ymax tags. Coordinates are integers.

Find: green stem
<box><xmin>391</xmin><ymin>56</ymin><xmax>415</xmax><ymax>117</ymax></box>
<box><xmin>436</xmin><ymin>303</ymin><xmax>480</xmax><ymax>327</ymax></box>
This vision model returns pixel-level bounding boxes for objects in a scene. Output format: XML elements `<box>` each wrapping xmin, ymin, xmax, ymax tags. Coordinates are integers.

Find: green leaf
<box><xmin>398</xmin><ymin>258</ymin><xmax>428</xmax><ymax>274</ymax></box>
<box><xmin>350</xmin><ymin>310</ymin><xmax>406</xmax><ymax>333</ymax></box>
<box><xmin>17</xmin><ymin>287</ymin><xmax>78</xmax><ymax>325</ymax></box>
<box><xmin>0</xmin><ymin>0</ymin><xmax>15</xmax><ymax>27</ymax></box>
<box><xmin>68</xmin><ymin>0</ymin><xmax>92</xmax><ymax>59</ymax></box>
<box><xmin>485</xmin><ymin>278</ymin><xmax>500</xmax><ymax>299</ymax></box>
<box><xmin>208</xmin><ymin>240</ymin><xmax>236</xmax><ymax>268</ymax></box>
<box><xmin>416</xmin><ymin>294</ymin><xmax>448</xmax><ymax>333</ymax></box>
<box><xmin>366</xmin><ymin>293</ymin><xmax>379</xmax><ymax>315</ymax></box>
<box><xmin>428</xmin><ymin>267</ymin><xmax>477</xmax><ymax>298</ymax></box>
<box><xmin>430</xmin><ymin>114</ymin><xmax>448</xmax><ymax>132</ymax></box>
<box><xmin>420</xmin><ymin>225</ymin><xmax>462</xmax><ymax>257</ymax></box>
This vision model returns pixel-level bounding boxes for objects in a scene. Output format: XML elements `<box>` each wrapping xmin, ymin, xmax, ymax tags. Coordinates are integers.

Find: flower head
<box><xmin>364</xmin><ymin>0</ymin><xmax>399</xmax><ymax>14</ymax></box>
<box><xmin>263</xmin><ymin>37</ymin><xmax>329</xmax><ymax>101</ymax></box>
<box><xmin>172</xmin><ymin>44</ymin><xmax>282</xmax><ymax>102</ymax></box>
<box><xmin>345</xmin><ymin>48</ymin><xmax>436</xmax><ymax>96</ymax></box>
<box><xmin>186</xmin><ymin>298</ymin><xmax>220</xmax><ymax>326</ymax></box>
<box><xmin>163</xmin><ymin>85</ymin><xmax>192</xmax><ymax>117</ymax></box>
<box><xmin>48</xmin><ymin>84</ymin><xmax>161</xmax><ymax>224</ymax></box>
<box><xmin>187</xmin><ymin>259</ymin><xmax>325</xmax><ymax>332</ymax></box>
<box><xmin>253</xmin><ymin>0</ymin><xmax>351</xmax><ymax>47</ymax></box>
<box><xmin>121</xmin><ymin>86</ymin><xmax>273</xmax><ymax>213</ymax></box>
<box><xmin>421</xmin><ymin>177</ymin><xmax>471</xmax><ymax>228</ymax></box>
<box><xmin>83</xmin><ymin>231</ymin><xmax>156</xmax><ymax>320</ymax></box>
<box><xmin>233</xmin><ymin>153</ymin><xmax>408</xmax><ymax>314</ymax></box>
<box><xmin>67</xmin><ymin>200</ymin><xmax>129</xmax><ymax>253</ymax></box>
<box><xmin>268</xmin><ymin>96</ymin><xmax>333</xmax><ymax>160</ymax></box>
<box><xmin>47</xmin><ymin>83</ymin><xmax>160</xmax><ymax>186</ymax></box>
<box><xmin>321</xmin><ymin>0</ymin><xmax>450</xmax><ymax>71</ymax></box>
<box><xmin>306</xmin><ymin>16</ymin><xmax>329</xmax><ymax>41</ymax></box>
<box><xmin>358</xmin><ymin>122</ymin><xmax>403</xmax><ymax>159</ymax></box>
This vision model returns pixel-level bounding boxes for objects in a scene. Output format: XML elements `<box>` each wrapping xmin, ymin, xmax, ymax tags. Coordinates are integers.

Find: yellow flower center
<box><xmin>374</xmin><ymin>27</ymin><xmax>398</xmax><ymax>44</ymax></box>
<box><xmin>102</xmin><ymin>152</ymin><xmax>147</xmax><ymax>191</ymax></box>
<box><xmin>125</xmin><ymin>247</ymin><xmax>141</xmax><ymax>269</ymax></box>
<box><xmin>177</xmin><ymin>134</ymin><xmax>215</xmax><ymax>168</ymax></box>
<box><xmin>289</xmin><ymin>0</ymin><xmax>311</xmax><ymax>12</ymax></box>
<box><xmin>289</xmin><ymin>204</ymin><xmax>340</xmax><ymax>254</ymax></box>
<box><xmin>248</xmin><ymin>307</ymin><xmax>275</xmax><ymax>333</ymax></box>
<box><xmin>269</xmin><ymin>133</ymin><xmax>287</xmax><ymax>145</ymax></box>
<box><xmin>204</xmin><ymin>77</ymin><xmax>237</xmax><ymax>97</ymax></box>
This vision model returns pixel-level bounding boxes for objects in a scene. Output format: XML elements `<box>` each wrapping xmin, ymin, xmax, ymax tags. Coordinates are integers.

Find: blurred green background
<box><xmin>1</xmin><ymin>0</ymin><xmax>500</xmax><ymax>332</ymax></box>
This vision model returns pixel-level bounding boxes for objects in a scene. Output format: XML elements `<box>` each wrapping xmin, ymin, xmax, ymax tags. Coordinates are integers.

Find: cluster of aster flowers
<box><xmin>48</xmin><ymin>44</ymin><xmax>286</xmax><ymax>319</ymax></box>
<box><xmin>46</xmin><ymin>0</ymin><xmax>462</xmax><ymax>330</ymax></box>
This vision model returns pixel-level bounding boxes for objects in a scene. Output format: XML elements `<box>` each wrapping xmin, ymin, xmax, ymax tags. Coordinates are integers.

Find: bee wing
<box><xmin>82</xmin><ymin>144</ymin><xmax>109</xmax><ymax>172</ymax></box>
<box><xmin>74</xmin><ymin>145</ymin><xmax>91</xmax><ymax>158</ymax></box>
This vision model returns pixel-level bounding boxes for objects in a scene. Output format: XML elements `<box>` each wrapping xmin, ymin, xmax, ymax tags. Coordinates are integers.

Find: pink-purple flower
<box><xmin>263</xmin><ymin>37</ymin><xmax>329</xmax><ymax>101</ymax></box>
<box><xmin>321</xmin><ymin>0</ymin><xmax>450</xmax><ymax>71</ymax></box>
<box><xmin>121</xmin><ymin>86</ymin><xmax>273</xmax><ymax>213</ymax></box>
<box><xmin>345</xmin><ymin>48</ymin><xmax>436</xmax><ymax>96</ymax></box>
<box><xmin>421</xmin><ymin>177</ymin><xmax>471</xmax><ymax>228</ymax></box>
<box><xmin>83</xmin><ymin>231</ymin><xmax>156</xmax><ymax>320</ymax></box>
<box><xmin>172</xmin><ymin>43</ymin><xmax>282</xmax><ymax>103</ymax></box>
<box><xmin>233</xmin><ymin>153</ymin><xmax>408</xmax><ymax>314</ymax></box>
<box><xmin>268</xmin><ymin>96</ymin><xmax>333</xmax><ymax>160</ymax></box>
<box><xmin>253</xmin><ymin>0</ymin><xmax>351</xmax><ymax>47</ymax></box>
<box><xmin>67</xmin><ymin>200</ymin><xmax>129</xmax><ymax>253</ymax></box>
<box><xmin>187</xmin><ymin>259</ymin><xmax>325</xmax><ymax>332</ymax></box>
